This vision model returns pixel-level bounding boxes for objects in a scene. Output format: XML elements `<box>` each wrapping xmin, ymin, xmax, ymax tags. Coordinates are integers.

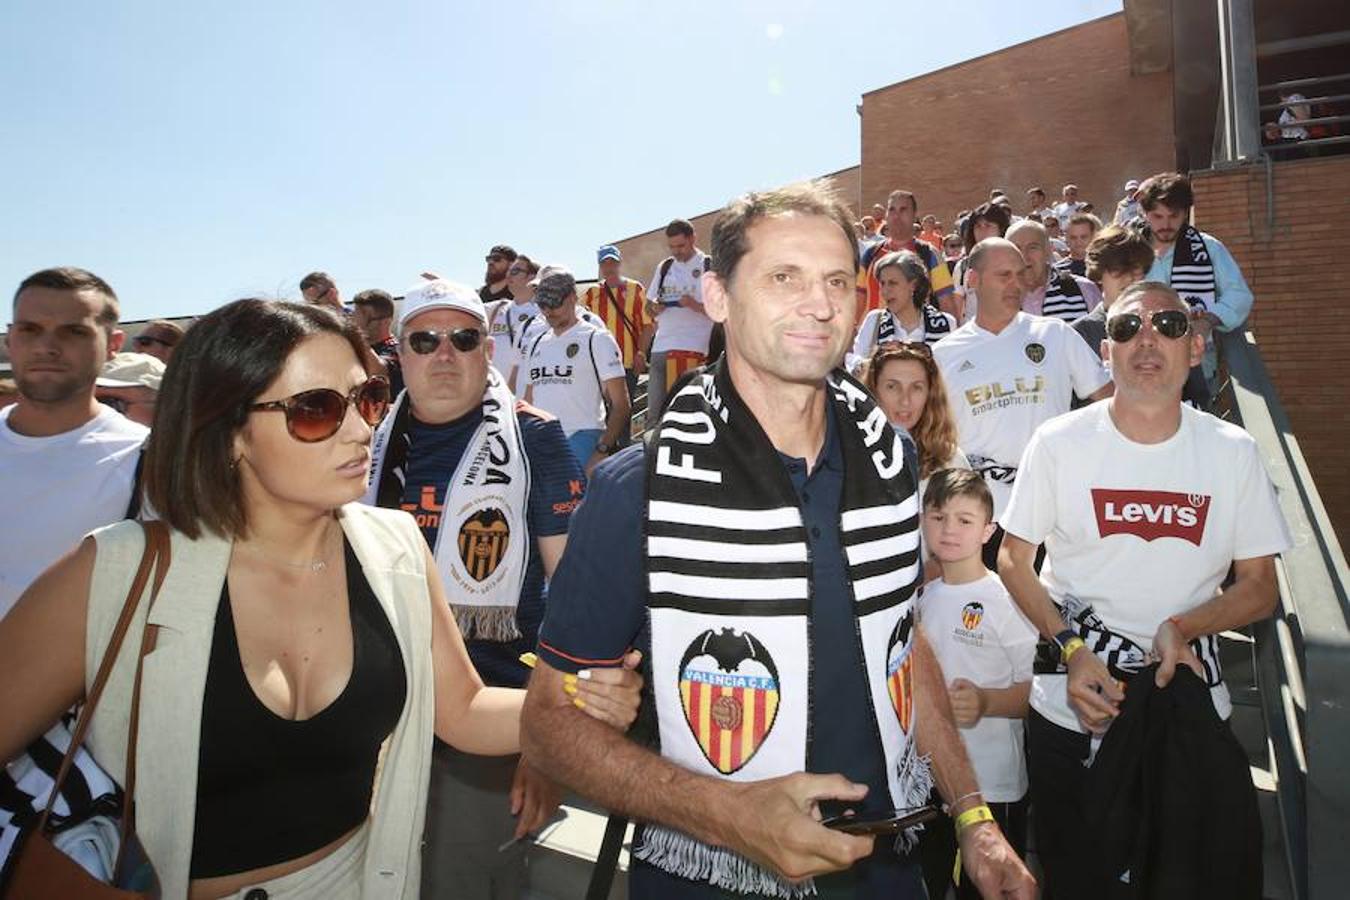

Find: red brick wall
<box><xmin>1193</xmin><ymin>156</ymin><xmax>1350</xmax><ymax>544</ymax></box>
<box><xmin>860</xmin><ymin>13</ymin><xmax>1174</xmax><ymax>226</ymax></box>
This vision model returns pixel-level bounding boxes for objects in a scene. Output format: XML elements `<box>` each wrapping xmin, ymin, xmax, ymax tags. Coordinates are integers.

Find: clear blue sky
<box><xmin>2</xmin><ymin>0</ymin><xmax>1120</xmax><ymax>324</ymax></box>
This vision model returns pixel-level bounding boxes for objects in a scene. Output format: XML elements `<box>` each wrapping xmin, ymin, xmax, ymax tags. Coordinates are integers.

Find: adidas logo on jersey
<box><xmin>1092</xmin><ymin>489</ymin><xmax>1210</xmax><ymax>546</ymax></box>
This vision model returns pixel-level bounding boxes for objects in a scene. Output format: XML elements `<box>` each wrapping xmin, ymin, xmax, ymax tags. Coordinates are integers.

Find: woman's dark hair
<box><xmin>961</xmin><ymin>201</ymin><xmax>1013</xmax><ymax>253</ymax></box>
<box><xmin>873</xmin><ymin>250</ymin><xmax>932</xmax><ymax>309</ymax></box>
<box><xmin>143</xmin><ymin>299</ymin><xmax>374</xmax><ymax>540</ymax></box>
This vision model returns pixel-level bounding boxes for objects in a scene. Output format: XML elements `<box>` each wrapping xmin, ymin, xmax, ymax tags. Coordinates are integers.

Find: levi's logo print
<box><xmin>1092</xmin><ymin>489</ymin><xmax>1211</xmax><ymax>546</ymax></box>
<box><xmin>679</xmin><ymin>628</ymin><xmax>779</xmax><ymax>774</ymax></box>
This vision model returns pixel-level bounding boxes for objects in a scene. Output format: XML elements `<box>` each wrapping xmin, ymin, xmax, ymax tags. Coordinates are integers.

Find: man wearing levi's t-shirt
<box><xmin>645</xmin><ymin>219</ymin><xmax>713</xmax><ymax>422</ymax></box>
<box><xmin>522</xmin><ymin>266</ymin><xmax>630</xmax><ymax>475</ymax></box>
<box><xmin>933</xmin><ymin>238</ymin><xmax>1112</xmax><ymax>568</ymax></box>
<box><xmin>997</xmin><ymin>282</ymin><xmax>1291</xmax><ymax>898</ymax></box>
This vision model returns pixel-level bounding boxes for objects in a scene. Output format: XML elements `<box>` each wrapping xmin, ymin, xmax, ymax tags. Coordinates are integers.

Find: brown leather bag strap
<box><xmin>35</xmin><ymin>523</ymin><xmax>168</xmax><ymax>832</ymax></box>
<box><xmin>116</xmin><ymin>522</ymin><xmax>170</xmax><ymax>861</ymax></box>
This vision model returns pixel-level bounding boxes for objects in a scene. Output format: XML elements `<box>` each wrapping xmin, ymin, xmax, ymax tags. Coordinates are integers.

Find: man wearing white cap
<box><xmin>1113</xmin><ymin>179</ymin><xmax>1142</xmax><ymax>226</ymax></box>
<box><xmin>362</xmin><ymin>278</ymin><xmax>590</xmax><ymax>898</ymax></box>
<box><xmin>520</xmin><ymin>266</ymin><xmax>630</xmax><ymax>474</ymax></box>
<box><xmin>96</xmin><ymin>351</ymin><xmax>166</xmax><ymax>427</ymax></box>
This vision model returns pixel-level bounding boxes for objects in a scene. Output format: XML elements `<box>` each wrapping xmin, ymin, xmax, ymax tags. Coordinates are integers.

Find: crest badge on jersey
<box><xmin>1025</xmin><ymin>342</ymin><xmax>1046</xmax><ymax>365</ymax></box>
<box><xmin>457</xmin><ymin>507</ymin><xmax>510</xmax><ymax>581</ymax></box>
<box><xmin>566</xmin><ymin>343</ymin><xmax>579</xmax><ymax>359</ymax></box>
<box><xmin>886</xmin><ymin>609</ymin><xmax>916</xmax><ymax>734</ymax></box>
<box><xmin>961</xmin><ymin>602</ymin><xmax>985</xmax><ymax>631</ymax></box>
<box><xmin>679</xmin><ymin>628</ymin><xmax>780</xmax><ymax>775</ymax></box>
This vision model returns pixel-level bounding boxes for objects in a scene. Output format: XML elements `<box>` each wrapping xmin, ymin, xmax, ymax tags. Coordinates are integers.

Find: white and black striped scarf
<box><xmin>1042</xmin><ymin>270</ymin><xmax>1090</xmax><ymax>323</ymax></box>
<box><xmin>1169</xmin><ymin>225</ymin><xmax>1217</xmax><ymax>314</ymax></box>
<box><xmin>876</xmin><ymin>304</ymin><xmax>953</xmax><ymax>347</ymax></box>
<box><xmin>1036</xmin><ymin>594</ymin><xmax>1223</xmax><ymax>688</ymax></box>
<box><xmin>637</xmin><ymin>361</ymin><xmax>930</xmax><ymax>897</ymax></box>
<box><xmin>0</xmin><ymin>720</ymin><xmax>123</xmax><ymax>884</ymax></box>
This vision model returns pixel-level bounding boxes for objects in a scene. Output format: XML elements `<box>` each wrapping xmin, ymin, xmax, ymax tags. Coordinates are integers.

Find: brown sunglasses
<box><xmin>249</xmin><ymin>376</ymin><xmax>390</xmax><ymax>442</ymax></box>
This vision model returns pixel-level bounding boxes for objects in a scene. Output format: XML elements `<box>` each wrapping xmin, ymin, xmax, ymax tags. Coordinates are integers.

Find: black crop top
<box><xmin>189</xmin><ymin>539</ymin><xmax>407</xmax><ymax>879</ymax></box>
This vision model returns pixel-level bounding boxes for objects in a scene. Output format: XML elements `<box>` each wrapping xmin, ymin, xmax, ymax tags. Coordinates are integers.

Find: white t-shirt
<box><xmin>522</xmin><ymin>319</ymin><xmax>626</xmax><ymax>436</ymax></box>
<box><xmin>999</xmin><ymin>402</ymin><xmax>1293</xmax><ymax>733</ymax></box>
<box><xmin>0</xmin><ymin>405</ymin><xmax>147</xmax><ymax>618</ymax></box>
<box><xmin>847</xmin><ymin>307</ymin><xmax>958</xmax><ymax>375</ymax></box>
<box><xmin>487</xmin><ymin>298</ymin><xmax>540</xmax><ymax>393</ymax></box>
<box><xmin>918</xmin><ymin>573</ymin><xmax>1038</xmax><ymax>801</ymax></box>
<box><xmin>933</xmin><ymin>313</ymin><xmax>1111</xmax><ymax>518</ymax></box>
<box><xmin>648</xmin><ymin>252</ymin><xmax>713</xmax><ymax>355</ymax></box>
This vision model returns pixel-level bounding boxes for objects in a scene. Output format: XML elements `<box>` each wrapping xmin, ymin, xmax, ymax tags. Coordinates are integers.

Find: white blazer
<box><xmin>83</xmin><ymin>504</ymin><xmax>435</xmax><ymax>899</ymax></box>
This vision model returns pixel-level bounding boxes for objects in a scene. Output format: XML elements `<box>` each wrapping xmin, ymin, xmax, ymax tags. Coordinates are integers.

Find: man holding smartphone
<box><xmin>523</xmin><ymin>183</ymin><xmax>1034</xmax><ymax>899</ymax></box>
<box><xmin>645</xmin><ymin>218</ymin><xmax>713</xmax><ymax>422</ymax></box>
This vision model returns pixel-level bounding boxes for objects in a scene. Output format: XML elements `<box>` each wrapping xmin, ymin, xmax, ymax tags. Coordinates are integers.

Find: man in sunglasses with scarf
<box><xmin>998</xmin><ymin>281</ymin><xmax>1291</xmax><ymax>897</ymax></box>
<box><xmin>361</xmin><ymin>278</ymin><xmax>587</xmax><ymax>899</ymax></box>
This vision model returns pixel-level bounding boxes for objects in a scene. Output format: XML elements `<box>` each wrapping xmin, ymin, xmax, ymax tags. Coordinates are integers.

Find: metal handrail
<box><xmin>1214</xmin><ymin>328</ymin><xmax>1350</xmax><ymax>900</ymax></box>
<box><xmin>1261</xmin><ymin>73</ymin><xmax>1350</xmax><ymax>93</ymax></box>
<box><xmin>1260</xmin><ymin>93</ymin><xmax>1350</xmax><ymax>112</ymax></box>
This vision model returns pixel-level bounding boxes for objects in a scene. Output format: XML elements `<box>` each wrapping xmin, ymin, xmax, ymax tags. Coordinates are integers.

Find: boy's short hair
<box><xmin>923</xmin><ymin>467</ymin><xmax>994</xmax><ymax>522</ymax></box>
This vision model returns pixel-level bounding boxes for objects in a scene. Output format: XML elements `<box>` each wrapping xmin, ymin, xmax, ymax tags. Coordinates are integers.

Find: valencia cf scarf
<box><xmin>363</xmin><ymin>367</ymin><xmax>530</xmax><ymax>641</ymax></box>
<box><xmin>1042</xmin><ymin>271</ymin><xmax>1090</xmax><ymax>323</ymax></box>
<box><xmin>638</xmin><ymin>360</ymin><xmax>931</xmax><ymax>898</ymax></box>
<box><xmin>1169</xmin><ymin>225</ymin><xmax>1217</xmax><ymax>314</ymax></box>
<box><xmin>875</xmin><ymin>304</ymin><xmax>953</xmax><ymax>348</ymax></box>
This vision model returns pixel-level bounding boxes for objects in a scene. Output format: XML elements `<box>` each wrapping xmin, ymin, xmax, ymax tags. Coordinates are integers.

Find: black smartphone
<box><xmin>820</xmin><ymin>805</ymin><xmax>941</xmax><ymax>836</ymax></box>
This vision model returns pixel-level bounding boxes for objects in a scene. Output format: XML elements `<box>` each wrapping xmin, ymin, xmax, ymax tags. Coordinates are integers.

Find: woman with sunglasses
<box><xmin>0</xmin><ymin>300</ymin><xmax>639</xmax><ymax>899</ymax></box>
<box><xmin>863</xmin><ymin>341</ymin><xmax>968</xmax><ymax>504</ymax></box>
<box><xmin>847</xmin><ymin>250</ymin><xmax>957</xmax><ymax>377</ymax></box>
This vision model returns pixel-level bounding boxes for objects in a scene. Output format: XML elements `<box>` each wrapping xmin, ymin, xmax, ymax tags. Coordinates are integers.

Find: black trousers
<box><xmin>918</xmin><ymin>791</ymin><xmax>1029</xmax><ymax>900</ymax></box>
<box><xmin>1026</xmin><ymin>710</ymin><xmax>1094</xmax><ymax>900</ymax></box>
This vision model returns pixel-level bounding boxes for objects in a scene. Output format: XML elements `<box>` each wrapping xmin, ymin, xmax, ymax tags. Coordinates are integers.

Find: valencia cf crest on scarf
<box><xmin>887</xmin><ymin>610</ymin><xmax>916</xmax><ymax>734</ymax></box>
<box><xmin>457</xmin><ymin>507</ymin><xmax>510</xmax><ymax>581</ymax></box>
<box><xmin>679</xmin><ymin>628</ymin><xmax>780</xmax><ymax>775</ymax></box>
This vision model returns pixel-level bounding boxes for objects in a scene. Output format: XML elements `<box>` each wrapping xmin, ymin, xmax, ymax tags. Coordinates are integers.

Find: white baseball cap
<box><xmin>97</xmin><ymin>352</ymin><xmax>165</xmax><ymax>391</ymax></box>
<box><xmin>397</xmin><ymin>279</ymin><xmax>487</xmax><ymax>335</ymax></box>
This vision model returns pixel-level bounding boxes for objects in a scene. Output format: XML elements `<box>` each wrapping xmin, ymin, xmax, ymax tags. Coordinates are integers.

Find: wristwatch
<box><xmin>1052</xmin><ymin>629</ymin><xmax>1086</xmax><ymax>665</ymax></box>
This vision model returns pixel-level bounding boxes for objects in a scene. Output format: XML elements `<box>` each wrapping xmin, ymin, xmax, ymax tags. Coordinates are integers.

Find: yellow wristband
<box><xmin>954</xmin><ymin>804</ymin><xmax>995</xmax><ymax>835</ymax></box>
<box><xmin>1062</xmin><ymin>637</ymin><xmax>1087</xmax><ymax>664</ymax></box>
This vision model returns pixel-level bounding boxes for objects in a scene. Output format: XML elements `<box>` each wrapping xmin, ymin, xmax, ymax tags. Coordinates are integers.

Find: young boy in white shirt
<box><xmin>916</xmin><ymin>468</ymin><xmax>1038</xmax><ymax>899</ymax></box>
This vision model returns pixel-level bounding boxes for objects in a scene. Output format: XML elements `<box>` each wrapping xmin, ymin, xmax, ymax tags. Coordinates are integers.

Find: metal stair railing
<box><xmin>1212</xmin><ymin>328</ymin><xmax>1350</xmax><ymax>900</ymax></box>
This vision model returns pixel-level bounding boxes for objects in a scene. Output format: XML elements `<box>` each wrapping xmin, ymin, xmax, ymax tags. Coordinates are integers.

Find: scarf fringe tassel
<box><xmin>451</xmin><ymin>605</ymin><xmax>521</xmax><ymax>642</ymax></box>
<box><xmin>634</xmin><ymin>826</ymin><xmax>817</xmax><ymax>898</ymax></box>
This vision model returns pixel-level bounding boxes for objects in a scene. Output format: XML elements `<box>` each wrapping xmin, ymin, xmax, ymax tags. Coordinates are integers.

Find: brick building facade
<box><xmin>1193</xmin><ymin>156</ymin><xmax>1350</xmax><ymax>543</ymax></box>
<box><xmin>859</xmin><ymin>13</ymin><xmax>1173</xmax><ymax>225</ymax></box>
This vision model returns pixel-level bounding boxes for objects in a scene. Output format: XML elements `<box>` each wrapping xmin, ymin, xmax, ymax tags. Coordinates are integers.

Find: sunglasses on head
<box><xmin>249</xmin><ymin>376</ymin><xmax>390</xmax><ymax>443</ymax></box>
<box><xmin>1106</xmin><ymin>309</ymin><xmax>1191</xmax><ymax>343</ymax></box>
<box><xmin>404</xmin><ymin>328</ymin><xmax>486</xmax><ymax>355</ymax></box>
<box><xmin>875</xmin><ymin>339</ymin><xmax>933</xmax><ymax>359</ymax></box>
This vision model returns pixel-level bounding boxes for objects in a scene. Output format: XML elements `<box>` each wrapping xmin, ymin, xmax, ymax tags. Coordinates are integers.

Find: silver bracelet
<box><xmin>943</xmin><ymin>790</ymin><xmax>984</xmax><ymax>815</ymax></box>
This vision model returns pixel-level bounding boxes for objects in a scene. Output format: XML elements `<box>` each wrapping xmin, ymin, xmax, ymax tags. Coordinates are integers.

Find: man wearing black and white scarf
<box><xmin>524</xmin><ymin>183</ymin><xmax>1034</xmax><ymax>899</ymax></box>
<box><xmin>1137</xmin><ymin>172</ymin><xmax>1254</xmax><ymax>384</ymax></box>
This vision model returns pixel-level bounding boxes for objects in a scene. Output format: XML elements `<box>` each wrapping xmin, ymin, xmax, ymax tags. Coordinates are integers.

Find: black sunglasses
<box><xmin>249</xmin><ymin>376</ymin><xmax>390</xmax><ymax>442</ymax></box>
<box><xmin>133</xmin><ymin>334</ymin><xmax>175</xmax><ymax>349</ymax></box>
<box><xmin>404</xmin><ymin>328</ymin><xmax>486</xmax><ymax>355</ymax></box>
<box><xmin>1106</xmin><ymin>310</ymin><xmax>1191</xmax><ymax>343</ymax></box>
